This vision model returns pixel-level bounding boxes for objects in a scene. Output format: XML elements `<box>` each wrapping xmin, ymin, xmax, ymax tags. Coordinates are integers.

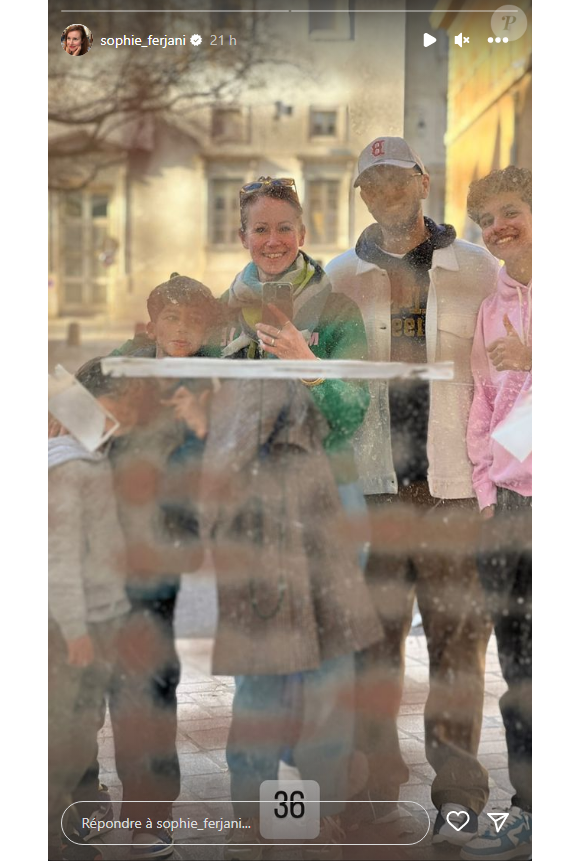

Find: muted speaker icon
<box><xmin>454</xmin><ymin>32</ymin><xmax>469</xmax><ymax>46</ymax></box>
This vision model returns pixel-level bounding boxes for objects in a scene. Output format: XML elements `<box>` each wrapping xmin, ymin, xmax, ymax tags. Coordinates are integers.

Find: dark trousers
<box><xmin>477</xmin><ymin>489</ymin><xmax>532</xmax><ymax>812</ymax></box>
<box><xmin>75</xmin><ymin>591</ymin><xmax>181</xmax><ymax>829</ymax></box>
<box><xmin>354</xmin><ymin>482</ymin><xmax>492</xmax><ymax>815</ymax></box>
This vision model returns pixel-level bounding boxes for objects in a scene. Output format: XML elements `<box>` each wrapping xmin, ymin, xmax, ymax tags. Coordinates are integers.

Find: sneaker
<box><xmin>61</xmin><ymin>838</ymin><xmax>104</xmax><ymax>861</ymax></box>
<box><xmin>460</xmin><ymin>807</ymin><xmax>531</xmax><ymax>860</ymax></box>
<box><xmin>74</xmin><ymin>793</ymin><xmax>114</xmax><ymax>842</ymax></box>
<box><xmin>372</xmin><ymin>802</ymin><xmax>403</xmax><ymax>825</ymax></box>
<box><xmin>342</xmin><ymin>790</ymin><xmax>402</xmax><ymax>834</ymax></box>
<box><xmin>129</xmin><ymin>829</ymin><xmax>174</xmax><ymax>859</ymax></box>
<box><xmin>433</xmin><ymin>803</ymin><xmax>479</xmax><ymax>846</ymax></box>
<box><xmin>302</xmin><ymin>815</ymin><xmax>345</xmax><ymax>861</ymax></box>
<box><xmin>224</xmin><ymin>818</ymin><xmax>264</xmax><ymax>861</ymax></box>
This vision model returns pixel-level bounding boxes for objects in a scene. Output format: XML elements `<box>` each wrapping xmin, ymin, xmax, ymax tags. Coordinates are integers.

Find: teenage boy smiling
<box><xmin>462</xmin><ymin>167</ymin><xmax>532</xmax><ymax>861</ymax></box>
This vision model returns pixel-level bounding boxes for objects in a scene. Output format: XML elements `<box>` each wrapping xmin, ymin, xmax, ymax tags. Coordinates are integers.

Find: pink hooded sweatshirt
<box><xmin>467</xmin><ymin>266</ymin><xmax>532</xmax><ymax>509</ymax></box>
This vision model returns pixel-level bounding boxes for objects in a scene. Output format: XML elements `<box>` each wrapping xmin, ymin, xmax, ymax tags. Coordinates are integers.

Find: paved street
<box><xmin>90</xmin><ymin>621</ymin><xmax>510</xmax><ymax>861</ymax></box>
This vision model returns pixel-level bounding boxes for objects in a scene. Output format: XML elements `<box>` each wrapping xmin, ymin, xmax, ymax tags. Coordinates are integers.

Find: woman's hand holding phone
<box><xmin>256</xmin><ymin>304</ymin><xmax>316</xmax><ymax>361</ymax></box>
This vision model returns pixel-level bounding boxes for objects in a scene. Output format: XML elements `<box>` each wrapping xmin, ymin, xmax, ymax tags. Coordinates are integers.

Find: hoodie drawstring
<box><xmin>513</xmin><ymin>282</ymin><xmax>532</xmax><ymax>347</ymax></box>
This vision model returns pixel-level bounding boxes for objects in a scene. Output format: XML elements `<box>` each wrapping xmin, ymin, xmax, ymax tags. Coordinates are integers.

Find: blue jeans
<box><xmin>227</xmin><ymin>654</ymin><xmax>355</xmax><ymax>817</ymax></box>
<box><xmin>338</xmin><ymin>481</ymin><xmax>371</xmax><ymax>572</ymax></box>
<box><xmin>276</xmin><ymin>483</ymin><xmax>369</xmax><ymax>773</ymax></box>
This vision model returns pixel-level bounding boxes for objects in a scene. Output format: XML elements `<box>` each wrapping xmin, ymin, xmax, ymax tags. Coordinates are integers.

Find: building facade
<box><xmin>430</xmin><ymin>0</ymin><xmax>532</xmax><ymax>240</ymax></box>
<box><xmin>49</xmin><ymin>0</ymin><xmax>411</xmax><ymax>322</ymax></box>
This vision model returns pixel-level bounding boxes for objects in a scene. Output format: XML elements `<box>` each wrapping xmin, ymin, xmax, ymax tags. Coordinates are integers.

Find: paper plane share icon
<box><xmin>487</xmin><ymin>812</ymin><xmax>509</xmax><ymax>833</ymax></box>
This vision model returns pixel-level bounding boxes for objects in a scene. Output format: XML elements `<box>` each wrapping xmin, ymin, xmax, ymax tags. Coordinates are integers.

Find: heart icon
<box><xmin>446</xmin><ymin>810</ymin><xmax>470</xmax><ymax>832</ymax></box>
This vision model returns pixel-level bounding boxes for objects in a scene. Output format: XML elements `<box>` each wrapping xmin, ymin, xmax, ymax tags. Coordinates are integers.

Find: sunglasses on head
<box><xmin>239</xmin><ymin>176</ymin><xmax>298</xmax><ymax>200</ymax></box>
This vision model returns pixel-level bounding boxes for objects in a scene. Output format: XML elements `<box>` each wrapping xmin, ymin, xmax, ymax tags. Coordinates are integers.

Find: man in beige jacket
<box><xmin>326</xmin><ymin>137</ymin><xmax>498</xmax><ymax>847</ymax></box>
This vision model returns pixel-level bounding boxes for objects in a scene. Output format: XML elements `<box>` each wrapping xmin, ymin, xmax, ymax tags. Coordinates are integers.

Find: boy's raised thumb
<box><xmin>503</xmin><ymin>314</ymin><xmax>519</xmax><ymax>338</ymax></box>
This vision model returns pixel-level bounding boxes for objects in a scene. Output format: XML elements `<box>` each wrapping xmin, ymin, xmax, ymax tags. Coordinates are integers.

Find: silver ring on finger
<box><xmin>270</xmin><ymin>336</ymin><xmax>276</xmax><ymax>346</ymax></box>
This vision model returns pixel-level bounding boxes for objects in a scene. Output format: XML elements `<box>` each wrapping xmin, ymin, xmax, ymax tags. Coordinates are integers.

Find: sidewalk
<box><xmin>93</xmin><ymin>632</ymin><xmax>511</xmax><ymax>860</ymax></box>
<box><xmin>49</xmin><ymin>335</ymin><xmax>131</xmax><ymax>376</ymax></box>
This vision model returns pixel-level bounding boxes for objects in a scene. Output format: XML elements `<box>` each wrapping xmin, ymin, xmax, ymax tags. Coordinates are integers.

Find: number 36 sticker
<box><xmin>259</xmin><ymin>780</ymin><xmax>320</xmax><ymax>839</ymax></box>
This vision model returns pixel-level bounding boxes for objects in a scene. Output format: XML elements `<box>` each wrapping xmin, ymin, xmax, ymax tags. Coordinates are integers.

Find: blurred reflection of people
<box><xmin>73</xmin><ymin>276</ymin><xmax>224</xmax><ymax>859</ymax></box>
<box><xmin>48</xmin><ymin>361</ymin><xmax>140</xmax><ymax>861</ymax></box>
<box><xmin>326</xmin><ymin>137</ymin><xmax>498</xmax><ymax>846</ymax></box>
<box><xmin>463</xmin><ymin>167</ymin><xmax>532</xmax><ymax>861</ymax></box>
<box><xmin>217</xmin><ymin>178</ymin><xmax>376</xmax><ymax>859</ymax></box>
<box><xmin>63</xmin><ymin>24</ymin><xmax>90</xmax><ymax>56</ymax></box>
<box><xmin>223</xmin><ymin>177</ymin><xmax>371</xmax><ymax>565</ymax></box>
<box><xmin>107</xmin><ymin>276</ymin><xmax>223</xmax><ymax>859</ymax></box>
<box><xmin>200</xmin><ymin>378</ymin><xmax>382</xmax><ymax>861</ymax></box>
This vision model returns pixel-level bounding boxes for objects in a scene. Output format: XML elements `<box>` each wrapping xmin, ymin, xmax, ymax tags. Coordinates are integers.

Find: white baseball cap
<box><xmin>354</xmin><ymin>136</ymin><xmax>427</xmax><ymax>187</ymax></box>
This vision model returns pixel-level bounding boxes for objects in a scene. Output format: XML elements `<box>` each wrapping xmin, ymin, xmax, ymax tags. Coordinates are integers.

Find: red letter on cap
<box><xmin>371</xmin><ymin>140</ymin><xmax>385</xmax><ymax>158</ymax></box>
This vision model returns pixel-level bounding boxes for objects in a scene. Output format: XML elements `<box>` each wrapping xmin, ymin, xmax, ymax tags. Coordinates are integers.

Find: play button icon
<box><xmin>424</xmin><ymin>33</ymin><xmax>437</xmax><ymax>47</ymax></box>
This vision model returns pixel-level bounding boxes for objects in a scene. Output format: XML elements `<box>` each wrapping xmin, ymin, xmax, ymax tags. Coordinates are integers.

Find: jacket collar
<box><xmin>355</xmin><ymin>255</ymin><xmax>381</xmax><ymax>276</ymax></box>
<box><xmin>430</xmin><ymin>243</ymin><xmax>459</xmax><ymax>272</ymax></box>
<box><xmin>355</xmin><ymin>241</ymin><xmax>460</xmax><ymax>275</ymax></box>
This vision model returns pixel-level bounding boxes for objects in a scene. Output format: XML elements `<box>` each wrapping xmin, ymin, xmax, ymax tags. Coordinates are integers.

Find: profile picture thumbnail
<box><xmin>61</xmin><ymin>23</ymin><xmax>93</xmax><ymax>56</ymax></box>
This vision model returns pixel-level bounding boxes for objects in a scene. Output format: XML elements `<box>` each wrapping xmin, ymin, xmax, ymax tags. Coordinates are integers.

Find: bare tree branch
<box><xmin>49</xmin><ymin>8</ymin><xmax>305</xmax><ymax>191</ymax></box>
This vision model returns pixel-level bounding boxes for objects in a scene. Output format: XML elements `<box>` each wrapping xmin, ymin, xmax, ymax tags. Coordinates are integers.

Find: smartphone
<box><xmin>261</xmin><ymin>282</ymin><xmax>293</xmax><ymax>327</ymax></box>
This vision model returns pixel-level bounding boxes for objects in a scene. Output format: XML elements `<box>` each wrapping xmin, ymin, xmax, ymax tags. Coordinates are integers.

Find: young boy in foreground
<box><xmin>48</xmin><ymin>361</ymin><xmax>141</xmax><ymax>861</ymax></box>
